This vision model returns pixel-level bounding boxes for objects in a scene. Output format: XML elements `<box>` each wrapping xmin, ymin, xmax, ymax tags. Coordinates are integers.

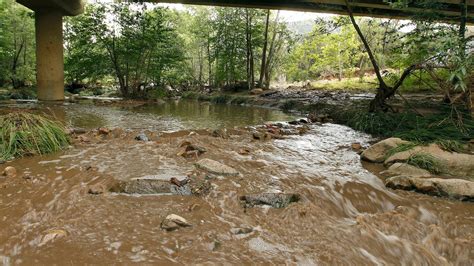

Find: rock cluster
<box><xmin>363</xmin><ymin>138</ymin><xmax>474</xmax><ymax>200</ymax></box>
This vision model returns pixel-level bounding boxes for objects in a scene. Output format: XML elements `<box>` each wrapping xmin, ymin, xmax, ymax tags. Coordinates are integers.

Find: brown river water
<box><xmin>1</xmin><ymin>100</ymin><xmax>473</xmax><ymax>265</ymax></box>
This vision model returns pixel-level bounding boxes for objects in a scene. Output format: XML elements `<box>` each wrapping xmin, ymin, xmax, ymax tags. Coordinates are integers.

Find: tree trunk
<box><xmin>345</xmin><ymin>0</ymin><xmax>416</xmax><ymax>112</ymax></box>
<box><xmin>259</xmin><ymin>10</ymin><xmax>270</xmax><ymax>88</ymax></box>
<box><xmin>459</xmin><ymin>0</ymin><xmax>471</xmax><ymax>114</ymax></box>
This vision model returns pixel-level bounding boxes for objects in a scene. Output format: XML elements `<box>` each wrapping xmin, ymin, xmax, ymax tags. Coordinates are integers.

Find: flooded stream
<box><xmin>1</xmin><ymin>100</ymin><xmax>473</xmax><ymax>265</ymax></box>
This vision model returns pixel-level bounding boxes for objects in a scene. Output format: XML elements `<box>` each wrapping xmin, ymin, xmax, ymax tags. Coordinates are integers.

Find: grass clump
<box><xmin>435</xmin><ymin>139</ymin><xmax>465</xmax><ymax>153</ymax></box>
<box><xmin>407</xmin><ymin>153</ymin><xmax>442</xmax><ymax>174</ymax></box>
<box><xmin>0</xmin><ymin>112</ymin><xmax>70</xmax><ymax>161</ymax></box>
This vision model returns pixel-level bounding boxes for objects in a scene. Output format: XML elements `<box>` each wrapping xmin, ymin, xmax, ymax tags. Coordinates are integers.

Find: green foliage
<box><xmin>0</xmin><ymin>0</ymin><xmax>35</xmax><ymax>88</ymax></box>
<box><xmin>407</xmin><ymin>153</ymin><xmax>442</xmax><ymax>174</ymax></box>
<box><xmin>64</xmin><ymin>3</ymin><xmax>186</xmax><ymax>98</ymax></box>
<box><xmin>341</xmin><ymin>109</ymin><xmax>473</xmax><ymax>143</ymax></box>
<box><xmin>0</xmin><ymin>112</ymin><xmax>70</xmax><ymax>161</ymax></box>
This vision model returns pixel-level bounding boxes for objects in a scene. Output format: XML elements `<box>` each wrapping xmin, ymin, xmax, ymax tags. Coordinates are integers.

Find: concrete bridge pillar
<box><xmin>35</xmin><ymin>9</ymin><xmax>64</xmax><ymax>101</ymax></box>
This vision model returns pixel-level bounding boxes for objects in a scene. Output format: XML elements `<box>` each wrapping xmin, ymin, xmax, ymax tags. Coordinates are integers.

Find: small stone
<box><xmin>88</xmin><ymin>183</ymin><xmax>107</xmax><ymax>195</ymax></box>
<box><xmin>98</xmin><ymin>127</ymin><xmax>110</xmax><ymax>135</ymax></box>
<box><xmin>307</xmin><ymin>113</ymin><xmax>318</xmax><ymax>123</ymax></box>
<box><xmin>238</xmin><ymin>149</ymin><xmax>251</xmax><ymax>155</ymax></box>
<box><xmin>161</xmin><ymin>214</ymin><xmax>192</xmax><ymax>231</ymax></box>
<box><xmin>188</xmin><ymin>203</ymin><xmax>200</xmax><ymax>212</ymax></box>
<box><xmin>211</xmin><ymin>129</ymin><xmax>229</xmax><ymax>139</ymax></box>
<box><xmin>179</xmin><ymin>140</ymin><xmax>192</xmax><ymax>148</ymax></box>
<box><xmin>351</xmin><ymin>143</ymin><xmax>362</xmax><ymax>152</ymax></box>
<box><xmin>78</xmin><ymin>135</ymin><xmax>90</xmax><ymax>143</ymax></box>
<box><xmin>1</xmin><ymin>166</ymin><xmax>17</xmax><ymax>178</ymax></box>
<box><xmin>39</xmin><ymin>229</ymin><xmax>67</xmax><ymax>246</ymax></box>
<box><xmin>252</xmin><ymin>132</ymin><xmax>272</xmax><ymax>141</ymax></box>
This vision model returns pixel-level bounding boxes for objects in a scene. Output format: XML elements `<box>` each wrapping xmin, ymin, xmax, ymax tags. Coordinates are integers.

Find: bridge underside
<box><xmin>15</xmin><ymin>0</ymin><xmax>474</xmax><ymax>101</ymax></box>
<box><xmin>153</xmin><ymin>0</ymin><xmax>474</xmax><ymax>23</ymax></box>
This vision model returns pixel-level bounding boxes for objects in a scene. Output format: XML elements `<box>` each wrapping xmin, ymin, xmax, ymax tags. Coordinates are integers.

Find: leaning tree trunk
<box><xmin>345</xmin><ymin>0</ymin><xmax>416</xmax><ymax>112</ymax></box>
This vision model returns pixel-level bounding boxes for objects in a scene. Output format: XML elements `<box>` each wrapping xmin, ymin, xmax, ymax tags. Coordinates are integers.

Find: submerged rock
<box><xmin>1</xmin><ymin>166</ymin><xmax>17</xmax><ymax>179</ymax></box>
<box><xmin>240</xmin><ymin>193</ymin><xmax>300</xmax><ymax>208</ymax></box>
<box><xmin>385</xmin><ymin>176</ymin><xmax>474</xmax><ymax>201</ymax></box>
<box><xmin>381</xmin><ymin>163</ymin><xmax>431</xmax><ymax>178</ymax></box>
<box><xmin>195</xmin><ymin>158</ymin><xmax>239</xmax><ymax>177</ymax></box>
<box><xmin>361</xmin><ymin>138</ymin><xmax>410</xmax><ymax>163</ymax></box>
<box><xmin>110</xmin><ymin>177</ymin><xmax>210</xmax><ymax>196</ymax></box>
<box><xmin>135</xmin><ymin>132</ymin><xmax>149</xmax><ymax>142</ymax></box>
<box><xmin>161</xmin><ymin>214</ymin><xmax>192</xmax><ymax>231</ymax></box>
<box><xmin>39</xmin><ymin>229</ymin><xmax>67</xmax><ymax>246</ymax></box>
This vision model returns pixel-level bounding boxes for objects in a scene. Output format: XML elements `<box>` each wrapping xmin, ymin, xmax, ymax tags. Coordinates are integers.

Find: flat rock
<box><xmin>381</xmin><ymin>163</ymin><xmax>431</xmax><ymax>178</ymax></box>
<box><xmin>361</xmin><ymin>138</ymin><xmax>410</xmax><ymax>163</ymax></box>
<box><xmin>195</xmin><ymin>159</ymin><xmax>239</xmax><ymax>176</ymax></box>
<box><xmin>385</xmin><ymin>175</ymin><xmax>474</xmax><ymax>201</ymax></box>
<box><xmin>240</xmin><ymin>193</ymin><xmax>300</xmax><ymax>208</ymax></box>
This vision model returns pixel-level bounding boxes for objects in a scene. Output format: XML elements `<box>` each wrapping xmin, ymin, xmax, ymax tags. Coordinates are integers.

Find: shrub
<box><xmin>0</xmin><ymin>112</ymin><xmax>70</xmax><ymax>161</ymax></box>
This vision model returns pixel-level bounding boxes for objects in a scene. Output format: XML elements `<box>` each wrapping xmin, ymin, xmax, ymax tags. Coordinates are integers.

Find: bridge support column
<box><xmin>35</xmin><ymin>9</ymin><xmax>64</xmax><ymax>101</ymax></box>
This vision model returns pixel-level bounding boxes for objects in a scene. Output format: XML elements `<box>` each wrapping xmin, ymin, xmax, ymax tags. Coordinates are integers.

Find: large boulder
<box><xmin>195</xmin><ymin>159</ymin><xmax>239</xmax><ymax>176</ymax></box>
<box><xmin>384</xmin><ymin>144</ymin><xmax>474</xmax><ymax>180</ymax></box>
<box><xmin>385</xmin><ymin>175</ymin><xmax>474</xmax><ymax>201</ymax></box>
<box><xmin>380</xmin><ymin>163</ymin><xmax>431</xmax><ymax>178</ymax></box>
<box><xmin>361</xmin><ymin>138</ymin><xmax>410</xmax><ymax>163</ymax></box>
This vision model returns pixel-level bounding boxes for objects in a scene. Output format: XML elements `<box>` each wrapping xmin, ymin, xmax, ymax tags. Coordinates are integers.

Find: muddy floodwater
<box><xmin>1</xmin><ymin>100</ymin><xmax>473</xmax><ymax>265</ymax></box>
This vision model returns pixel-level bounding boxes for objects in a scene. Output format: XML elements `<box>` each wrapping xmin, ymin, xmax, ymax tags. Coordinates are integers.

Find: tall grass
<box><xmin>0</xmin><ymin>112</ymin><xmax>70</xmax><ymax>161</ymax></box>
